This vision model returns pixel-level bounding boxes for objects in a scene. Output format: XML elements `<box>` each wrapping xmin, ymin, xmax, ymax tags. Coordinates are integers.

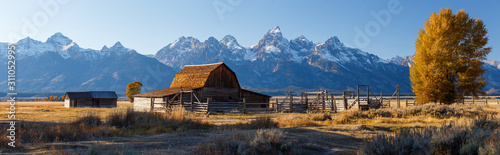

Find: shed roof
<box><xmin>65</xmin><ymin>91</ymin><xmax>117</xmax><ymax>99</ymax></box>
<box><xmin>170</xmin><ymin>62</ymin><xmax>233</xmax><ymax>88</ymax></box>
<box><xmin>133</xmin><ymin>87</ymin><xmax>199</xmax><ymax>98</ymax></box>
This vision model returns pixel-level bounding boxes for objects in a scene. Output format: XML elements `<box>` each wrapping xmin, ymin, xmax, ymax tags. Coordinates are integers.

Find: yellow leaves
<box><xmin>126</xmin><ymin>81</ymin><xmax>143</xmax><ymax>102</ymax></box>
<box><xmin>410</xmin><ymin>8</ymin><xmax>491</xmax><ymax>104</ymax></box>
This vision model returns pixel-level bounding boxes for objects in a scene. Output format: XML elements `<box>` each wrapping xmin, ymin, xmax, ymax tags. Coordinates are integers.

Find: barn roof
<box><xmin>65</xmin><ymin>91</ymin><xmax>117</xmax><ymax>99</ymax></box>
<box><xmin>133</xmin><ymin>87</ymin><xmax>199</xmax><ymax>98</ymax></box>
<box><xmin>170</xmin><ymin>62</ymin><xmax>239</xmax><ymax>88</ymax></box>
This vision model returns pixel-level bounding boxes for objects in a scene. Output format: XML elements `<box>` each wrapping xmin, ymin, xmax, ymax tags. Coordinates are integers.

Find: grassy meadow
<box><xmin>0</xmin><ymin>100</ymin><xmax>499</xmax><ymax>154</ymax></box>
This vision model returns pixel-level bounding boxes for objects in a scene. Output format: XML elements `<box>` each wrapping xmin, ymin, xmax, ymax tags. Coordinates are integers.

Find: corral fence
<box><xmin>150</xmin><ymin>86</ymin><xmax>500</xmax><ymax>114</ymax></box>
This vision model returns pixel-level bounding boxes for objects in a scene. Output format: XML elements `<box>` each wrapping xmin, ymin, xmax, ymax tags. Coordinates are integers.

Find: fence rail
<box><xmin>151</xmin><ymin>88</ymin><xmax>500</xmax><ymax>114</ymax></box>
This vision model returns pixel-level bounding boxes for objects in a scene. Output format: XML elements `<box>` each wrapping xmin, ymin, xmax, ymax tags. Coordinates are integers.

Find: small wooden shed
<box><xmin>64</xmin><ymin>91</ymin><xmax>118</xmax><ymax>108</ymax></box>
<box><xmin>133</xmin><ymin>62</ymin><xmax>270</xmax><ymax>112</ymax></box>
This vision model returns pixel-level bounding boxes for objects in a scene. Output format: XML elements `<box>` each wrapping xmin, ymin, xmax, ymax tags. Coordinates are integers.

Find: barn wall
<box><xmin>134</xmin><ymin>97</ymin><xmax>152</xmax><ymax>112</ymax></box>
<box><xmin>76</xmin><ymin>98</ymin><xmax>93</xmax><ymax>107</ymax></box>
<box><xmin>98</xmin><ymin>99</ymin><xmax>117</xmax><ymax>108</ymax></box>
<box><xmin>201</xmin><ymin>87</ymin><xmax>240</xmax><ymax>102</ymax></box>
<box><xmin>64</xmin><ymin>98</ymin><xmax>70</xmax><ymax>108</ymax></box>
<box><xmin>204</xmin><ymin>66</ymin><xmax>240</xmax><ymax>88</ymax></box>
<box><xmin>241</xmin><ymin>91</ymin><xmax>270</xmax><ymax>103</ymax></box>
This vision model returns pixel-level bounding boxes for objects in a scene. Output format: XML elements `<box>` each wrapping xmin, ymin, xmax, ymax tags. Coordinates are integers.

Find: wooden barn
<box><xmin>64</xmin><ymin>91</ymin><xmax>118</xmax><ymax>108</ymax></box>
<box><xmin>133</xmin><ymin>62</ymin><xmax>271</xmax><ymax>112</ymax></box>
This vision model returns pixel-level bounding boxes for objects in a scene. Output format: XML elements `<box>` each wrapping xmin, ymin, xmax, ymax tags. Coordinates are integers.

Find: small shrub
<box><xmin>247</xmin><ymin>117</ymin><xmax>277</xmax><ymax>129</ymax></box>
<box><xmin>332</xmin><ymin>110</ymin><xmax>367</xmax><ymax>124</ymax></box>
<box><xmin>72</xmin><ymin>114</ymin><xmax>102</xmax><ymax>127</ymax></box>
<box><xmin>479</xmin><ymin>132</ymin><xmax>500</xmax><ymax>155</ymax></box>
<box><xmin>358</xmin><ymin>128</ymin><xmax>432</xmax><ymax>155</ymax></box>
<box><xmin>276</xmin><ymin>116</ymin><xmax>316</xmax><ymax>127</ymax></box>
<box><xmin>169</xmin><ymin>106</ymin><xmax>186</xmax><ymax>121</ymax></box>
<box><xmin>367</xmin><ymin>109</ymin><xmax>393</xmax><ymax>118</ymax></box>
<box><xmin>308</xmin><ymin>112</ymin><xmax>332</xmax><ymax>121</ymax></box>
<box><xmin>193</xmin><ymin>129</ymin><xmax>318</xmax><ymax>154</ymax></box>
<box><xmin>359</xmin><ymin>116</ymin><xmax>500</xmax><ymax>155</ymax></box>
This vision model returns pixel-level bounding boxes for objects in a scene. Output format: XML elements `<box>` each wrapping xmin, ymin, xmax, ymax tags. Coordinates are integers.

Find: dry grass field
<box><xmin>1</xmin><ymin>101</ymin><xmax>499</xmax><ymax>154</ymax></box>
<box><xmin>0</xmin><ymin>101</ymin><xmax>133</xmax><ymax>123</ymax></box>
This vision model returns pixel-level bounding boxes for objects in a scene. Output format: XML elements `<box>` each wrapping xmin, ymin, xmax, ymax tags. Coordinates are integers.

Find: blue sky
<box><xmin>1</xmin><ymin>0</ymin><xmax>499</xmax><ymax>60</ymax></box>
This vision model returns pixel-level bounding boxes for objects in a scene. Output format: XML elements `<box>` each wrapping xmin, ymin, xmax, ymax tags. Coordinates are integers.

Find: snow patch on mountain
<box><xmin>221</xmin><ymin>35</ymin><xmax>243</xmax><ymax>50</ymax></box>
<box><xmin>61</xmin><ymin>42</ymin><xmax>75</xmax><ymax>51</ymax></box>
<box><xmin>487</xmin><ymin>60</ymin><xmax>500</xmax><ymax>69</ymax></box>
<box><xmin>46</xmin><ymin>32</ymin><xmax>73</xmax><ymax>46</ymax></box>
<box><xmin>16</xmin><ymin>37</ymin><xmax>56</xmax><ymax>57</ymax></box>
<box><xmin>244</xmin><ymin>49</ymin><xmax>258</xmax><ymax>61</ymax></box>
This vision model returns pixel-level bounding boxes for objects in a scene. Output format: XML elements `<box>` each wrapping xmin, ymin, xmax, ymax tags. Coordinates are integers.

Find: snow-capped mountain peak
<box><xmin>265</xmin><ymin>26</ymin><xmax>283</xmax><ymax>39</ymax></box>
<box><xmin>106</xmin><ymin>41</ymin><xmax>133</xmax><ymax>56</ymax></box>
<box><xmin>15</xmin><ymin>36</ymin><xmax>56</xmax><ymax>57</ymax></box>
<box><xmin>111</xmin><ymin>41</ymin><xmax>124</xmax><ymax>49</ymax></box>
<box><xmin>101</xmin><ymin>45</ymin><xmax>109</xmax><ymax>51</ymax></box>
<box><xmin>17</xmin><ymin>36</ymin><xmax>41</xmax><ymax>45</ymax></box>
<box><xmin>325</xmin><ymin>36</ymin><xmax>344</xmax><ymax>48</ymax></box>
<box><xmin>290</xmin><ymin>35</ymin><xmax>313</xmax><ymax>49</ymax></box>
<box><xmin>169</xmin><ymin>36</ymin><xmax>200</xmax><ymax>49</ymax></box>
<box><xmin>205</xmin><ymin>36</ymin><xmax>220</xmax><ymax>45</ymax></box>
<box><xmin>46</xmin><ymin>32</ymin><xmax>73</xmax><ymax>46</ymax></box>
<box><xmin>386</xmin><ymin>55</ymin><xmax>414</xmax><ymax>67</ymax></box>
<box><xmin>221</xmin><ymin>35</ymin><xmax>243</xmax><ymax>50</ymax></box>
<box><xmin>295</xmin><ymin>35</ymin><xmax>309</xmax><ymax>42</ymax></box>
<box><xmin>487</xmin><ymin>60</ymin><xmax>500</xmax><ymax>69</ymax></box>
<box><xmin>268</xmin><ymin>26</ymin><xmax>281</xmax><ymax>34</ymax></box>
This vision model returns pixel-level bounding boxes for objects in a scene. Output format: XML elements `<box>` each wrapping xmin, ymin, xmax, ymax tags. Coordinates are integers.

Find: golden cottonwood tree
<box><xmin>411</xmin><ymin>8</ymin><xmax>490</xmax><ymax>104</ymax></box>
<box><xmin>126</xmin><ymin>81</ymin><xmax>143</xmax><ymax>103</ymax></box>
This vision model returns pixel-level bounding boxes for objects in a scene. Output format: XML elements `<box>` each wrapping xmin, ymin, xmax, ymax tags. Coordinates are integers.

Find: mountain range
<box><xmin>0</xmin><ymin>26</ymin><xmax>498</xmax><ymax>95</ymax></box>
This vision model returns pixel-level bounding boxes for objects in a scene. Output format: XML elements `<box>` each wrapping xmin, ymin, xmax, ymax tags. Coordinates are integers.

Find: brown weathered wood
<box><xmin>305</xmin><ymin>92</ymin><xmax>308</xmax><ymax>111</ymax></box>
<box><xmin>242</xmin><ymin>98</ymin><xmax>246</xmax><ymax>114</ymax></box>
<box><xmin>180</xmin><ymin>91</ymin><xmax>183</xmax><ymax>106</ymax></box>
<box><xmin>244</xmin><ymin>103</ymin><xmax>271</xmax><ymax>105</ymax></box>
<box><xmin>206</xmin><ymin>98</ymin><xmax>210</xmax><ymax>113</ymax></box>
<box><xmin>150</xmin><ymin>98</ymin><xmax>154</xmax><ymax>112</ymax></box>
<box><xmin>397</xmin><ymin>85</ymin><xmax>400</xmax><ymax>109</ymax></box>
<box><xmin>191</xmin><ymin>91</ymin><xmax>194</xmax><ymax>112</ymax></box>
<box><xmin>322</xmin><ymin>91</ymin><xmax>326</xmax><ymax>110</ymax></box>
<box><xmin>290</xmin><ymin>91</ymin><xmax>293</xmax><ymax>110</ymax></box>
<box><xmin>276</xmin><ymin>98</ymin><xmax>279</xmax><ymax>112</ymax></box>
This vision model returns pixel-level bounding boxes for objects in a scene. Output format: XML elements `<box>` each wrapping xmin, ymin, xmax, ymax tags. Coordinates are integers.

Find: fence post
<box><xmin>397</xmin><ymin>85</ymin><xmax>400</xmax><ymax>109</ymax></box>
<box><xmin>206</xmin><ymin>98</ymin><xmax>210</xmax><ymax>114</ymax></box>
<box><xmin>380</xmin><ymin>91</ymin><xmax>383</xmax><ymax>107</ymax></box>
<box><xmin>322</xmin><ymin>91</ymin><xmax>326</xmax><ymax>110</ymax></box>
<box><xmin>405</xmin><ymin>99</ymin><xmax>408</xmax><ymax>107</ymax></box>
<box><xmin>290</xmin><ymin>91</ymin><xmax>293</xmax><ymax>112</ymax></box>
<box><xmin>305</xmin><ymin>92</ymin><xmax>308</xmax><ymax>111</ymax></box>
<box><xmin>332</xmin><ymin>93</ymin><xmax>336</xmax><ymax>113</ymax></box>
<box><xmin>166</xmin><ymin>97</ymin><xmax>169</xmax><ymax>111</ymax></box>
<box><xmin>325</xmin><ymin>90</ymin><xmax>329</xmax><ymax>100</ymax></box>
<box><xmin>180</xmin><ymin>91</ymin><xmax>184</xmax><ymax>107</ymax></box>
<box><xmin>242</xmin><ymin>98</ymin><xmax>246</xmax><ymax>114</ymax></box>
<box><xmin>191</xmin><ymin>91</ymin><xmax>194</xmax><ymax>112</ymax></box>
<box><xmin>343</xmin><ymin>92</ymin><xmax>347</xmax><ymax>110</ymax></box>
<box><xmin>150</xmin><ymin>98</ymin><xmax>154</xmax><ymax>112</ymax></box>
<box><xmin>276</xmin><ymin>98</ymin><xmax>279</xmax><ymax>113</ymax></box>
